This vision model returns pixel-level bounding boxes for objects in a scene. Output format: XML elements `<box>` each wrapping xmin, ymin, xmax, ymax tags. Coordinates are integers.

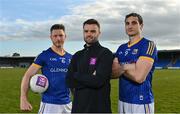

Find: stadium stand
<box><xmin>174</xmin><ymin>59</ymin><xmax>180</xmax><ymax>67</ymax></box>
<box><xmin>156</xmin><ymin>50</ymin><xmax>180</xmax><ymax>69</ymax></box>
<box><xmin>0</xmin><ymin>50</ymin><xmax>180</xmax><ymax>69</ymax></box>
<box><xmin>0</xmin><ymin>56</ymin><xmax>35</xmax><ymax>68</ymax></box>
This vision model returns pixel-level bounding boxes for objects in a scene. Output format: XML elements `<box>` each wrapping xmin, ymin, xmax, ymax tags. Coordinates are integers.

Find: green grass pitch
<box><xmin>0</xmin><ymin>68</ymin><xmax>180</xmax><ymax>113</ymax></box>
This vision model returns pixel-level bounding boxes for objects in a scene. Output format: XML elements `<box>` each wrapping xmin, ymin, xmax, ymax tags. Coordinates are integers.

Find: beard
<box><xmin>53</xmin><ymin>41</ymin><xmax>63</xmax><ymax>48</ymax></box>
<box><xmin>84</xmin><ymin>36</ymin><xmax>98</xmax><ymax>45</ymax></box>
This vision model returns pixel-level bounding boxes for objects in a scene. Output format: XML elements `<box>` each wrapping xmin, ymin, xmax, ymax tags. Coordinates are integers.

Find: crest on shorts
<box><xmin>139</xmin><ymin>95</ymin><xmax>143</xmax><ymax>100</ymax></box>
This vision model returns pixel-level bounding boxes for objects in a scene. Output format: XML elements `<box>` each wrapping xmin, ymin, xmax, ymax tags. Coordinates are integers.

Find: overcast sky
<box><xmin>0</xmin><ymin>0</ymin><xmax>180</xmax><ymax>56</ymax></box>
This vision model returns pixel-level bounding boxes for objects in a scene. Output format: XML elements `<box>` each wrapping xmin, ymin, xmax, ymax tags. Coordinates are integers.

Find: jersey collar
<box><xmin>128</xmin><ymin>37</ymin><xmax>143</xmax><ymax>48</ymax></box>
<box><xmin>51</xmin><ymin>47</ymin><xmax>66</xmax><ymax>56</ymax></box>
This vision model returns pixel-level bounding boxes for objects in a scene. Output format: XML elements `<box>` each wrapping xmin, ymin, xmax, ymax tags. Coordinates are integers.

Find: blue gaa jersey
<box><xmin>32</xmin><ymin>48</ymin><xmax>72</xmax><ymax>104</ymax></box>
<box><xmin>115</xmin><ymin>37</ymin><xmax>157</xmax><ymax>104</ymax></box>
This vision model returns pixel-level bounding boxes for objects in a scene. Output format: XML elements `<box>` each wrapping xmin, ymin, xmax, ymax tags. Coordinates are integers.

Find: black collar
<box><xmin>84</xmin><ymin>41</ymin><xmax>101</xmax><ymax>50</ymax></box>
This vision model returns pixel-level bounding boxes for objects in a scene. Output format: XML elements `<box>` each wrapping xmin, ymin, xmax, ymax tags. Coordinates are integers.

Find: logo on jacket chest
<box><xmin>89</xmin><ymin>57</ymin><xmax>97</xmax><ymax>65</ymax></box>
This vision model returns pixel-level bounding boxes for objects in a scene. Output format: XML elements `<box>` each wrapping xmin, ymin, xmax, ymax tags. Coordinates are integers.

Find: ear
<box><xmin>140</xmin><ymin>24</ymin><xmax>143</xmax><ymax>30</ymax></box>
<box><xmin>50</xmin><ymin>34</ymin><xmax>52</xmax><ymax>39</ymax></box>
<box><xmin>99</xmin><ymin>29</ymin><xmax>101</xmax><ymax>34</ymax></box>
<box><xmin>64</xmin><ymin>34</ymin><xmax>67</xmax><ymax>40</ymax></box>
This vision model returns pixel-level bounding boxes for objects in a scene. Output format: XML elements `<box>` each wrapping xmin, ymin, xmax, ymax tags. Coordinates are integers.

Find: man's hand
<box><xmin>93</xmin><ymin>70</ymin><xmax>96</xmax><ymax>76</ymax></box>
<box><xmin>20</xmin><ymin>96</ymin><xmax>33</xmax><ymax>111</ymax></box>
<box><xmin>111</xmin><ymin>58</ymin><xmax>125</xmax><ymax>79</ymax></box>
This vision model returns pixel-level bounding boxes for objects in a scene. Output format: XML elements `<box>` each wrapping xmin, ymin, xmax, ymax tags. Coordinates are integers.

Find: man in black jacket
<box><xmin>66</xmin><ymin>19</ymin><xmax>113</xmax><ymax>113</ymax></box>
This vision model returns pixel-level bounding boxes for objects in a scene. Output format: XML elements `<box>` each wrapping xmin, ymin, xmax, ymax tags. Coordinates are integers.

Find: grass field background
<box><xmin>0</xmin><ymin>68</ymin><xmax>180</xmax><ymax>113</ymax></box>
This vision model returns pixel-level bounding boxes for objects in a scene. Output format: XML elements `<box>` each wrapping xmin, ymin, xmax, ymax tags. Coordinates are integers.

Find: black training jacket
<box><xmin>66</xmin><ymin>41</ymin><xmax>113</xmax><ymax>113</ymax></box>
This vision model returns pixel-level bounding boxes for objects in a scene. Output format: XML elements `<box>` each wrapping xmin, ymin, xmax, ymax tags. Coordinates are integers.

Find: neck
<box><xmin>129</xmin><ymin>34</ymin><xmax>142</xmax><ymax>45</ymax></box>
<box><xmin>51</xmin><ymin>45</ymin><xmax>65</xmax><ymax>55</ymax></box>
<box><xmin>86</xmin><ymin>43</ymin><xmax>91</xmax><ymax>47</ymax></box>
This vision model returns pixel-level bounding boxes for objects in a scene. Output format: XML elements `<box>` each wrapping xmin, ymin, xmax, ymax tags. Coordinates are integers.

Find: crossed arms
<box><xmin>111</xmin><ymin>57</ymin><xmax>153</xmax><ymax>84</ymax></box>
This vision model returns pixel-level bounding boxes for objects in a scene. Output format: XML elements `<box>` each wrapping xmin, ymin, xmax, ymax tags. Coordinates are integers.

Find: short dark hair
<box><xmin>125</xmin><ymin>13</ymin><xmax>143</xmax><ymax>25</ymax></box>
<box><xmin>83</xmin><ymin>19</ymin><xmax>100</xmax><ymax>29</ymax></box>
<box><xmin>50</xmin><ymin>24</ymin><xmax>65</xmax><ymax>33</ymax></box>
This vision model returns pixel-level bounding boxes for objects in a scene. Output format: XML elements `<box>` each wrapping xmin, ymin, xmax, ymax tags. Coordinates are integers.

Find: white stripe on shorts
<box><xmin>39</xmin><ymin>102</ymin><xmax>46</xmax><ymax>114</ymax></box>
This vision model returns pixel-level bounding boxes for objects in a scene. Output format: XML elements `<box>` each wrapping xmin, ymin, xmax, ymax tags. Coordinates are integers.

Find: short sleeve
<box><xmin>140</xmin><ymin>41</ymin><xmax>157</xmax><ymax>62</ymax></box>
<box><xmin>33</xmin><ymin>52</ymin><xmax>45</xmax><ymax>67</ymax></box>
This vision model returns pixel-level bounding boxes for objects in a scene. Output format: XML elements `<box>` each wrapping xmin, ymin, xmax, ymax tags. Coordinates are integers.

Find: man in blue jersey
<box><xmin>112</xmin><ymin>13</ymin><xmax>157</xmax><ymax>113</ymax></box>
<box><xmin>20</xmin><ymin>24</ymin><xmax>72</xmax><ymax>113</ymax></box>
